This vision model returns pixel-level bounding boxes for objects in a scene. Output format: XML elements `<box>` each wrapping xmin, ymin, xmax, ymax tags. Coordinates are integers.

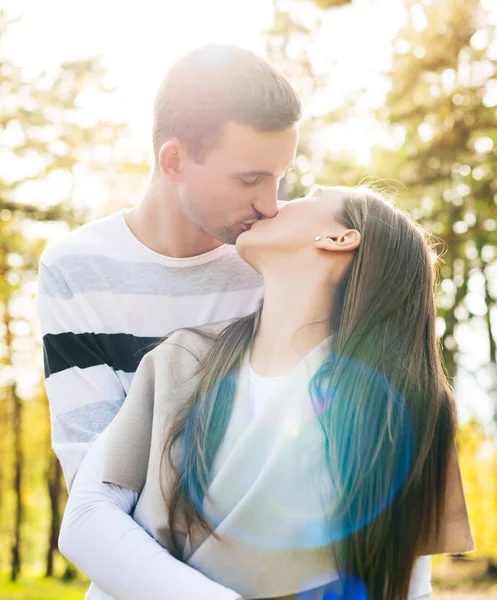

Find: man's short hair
<box><xmin>152</xmin><ymin>45</ymin><xmax>302</xmax><ymax>163</ymax></box>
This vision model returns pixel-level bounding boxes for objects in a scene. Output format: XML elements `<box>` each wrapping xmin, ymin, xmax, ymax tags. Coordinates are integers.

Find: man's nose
<box><xmin>253</xmin><ymin>182</ymin><xmax>280</xmax><ymax>219</ymax></box>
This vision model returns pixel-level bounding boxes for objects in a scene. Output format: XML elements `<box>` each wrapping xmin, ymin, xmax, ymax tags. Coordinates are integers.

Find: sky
<box><xmin>2</xmin><ymin>0</ymin><xmax>496</xmax><ymax>429</ymax></box>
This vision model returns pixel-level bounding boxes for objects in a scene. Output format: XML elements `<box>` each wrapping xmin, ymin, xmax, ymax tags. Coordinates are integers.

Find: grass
<box><xmin>433</xmin><ymin>591</ymin><xmax>497</xmax><ymax>599</ymax></box>
<box><xmin>1</xmin><ymin>575</ymin><xmax>496</xmax><ymax>599</ymax></box>
<box><xmin>0</xmin><ymin>577</ymin><xmax>89</xmax><ymax>599</ymax></box>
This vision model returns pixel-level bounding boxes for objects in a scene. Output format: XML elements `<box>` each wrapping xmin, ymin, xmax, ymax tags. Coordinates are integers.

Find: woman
<box><xmin>59</xmin><ymin>185</ymin><xmax>474</xmax><ymax>600</ymax></box>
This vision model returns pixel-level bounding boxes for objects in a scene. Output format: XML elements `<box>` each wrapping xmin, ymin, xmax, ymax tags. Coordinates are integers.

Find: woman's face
<box><xmin>235</xmin><ymin>186</ymin><xmax>351</xmax><ymax>270</ymax></box>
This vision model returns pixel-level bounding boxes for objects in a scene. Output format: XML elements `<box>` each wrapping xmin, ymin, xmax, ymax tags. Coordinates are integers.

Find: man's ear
<box><xmin>314</xmin><ymin>229</ymin><xmax>361</xmax><ymax>252</ymax></box>
<box><xmin>158</xmin><ymin>139</ymin><xmax>183</xmax><ymax>182</ymax></box>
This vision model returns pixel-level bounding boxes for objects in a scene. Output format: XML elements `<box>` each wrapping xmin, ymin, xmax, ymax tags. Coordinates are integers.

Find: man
<box><xmin>38</xmin><ymin>44</ymin><xmax>301</xmax><ymax>490</ymax></box>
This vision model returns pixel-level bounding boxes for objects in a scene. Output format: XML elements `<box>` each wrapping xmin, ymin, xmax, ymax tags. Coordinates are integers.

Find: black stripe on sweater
<box><xmin>43</xmin><ymin>332</ymin><xmax>161</xmax><ymax>377</ymax></box>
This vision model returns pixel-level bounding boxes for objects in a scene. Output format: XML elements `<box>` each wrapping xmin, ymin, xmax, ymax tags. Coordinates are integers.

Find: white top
<box><xmin>37</xmin><ymin>209</ymin><xmax>263</xmax><ymax>489</ymax></box>
<box><xmin>60</xmin><ymin>337</ymin><xmax>432</xmax><ymax>599</ymax></box>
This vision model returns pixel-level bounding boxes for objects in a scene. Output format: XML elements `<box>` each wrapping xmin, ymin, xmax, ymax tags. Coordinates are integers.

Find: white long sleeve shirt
<box><xmin>59</xmin><ymin>426</ymin><xmax>243</xmax><ymax>600</ymax></box>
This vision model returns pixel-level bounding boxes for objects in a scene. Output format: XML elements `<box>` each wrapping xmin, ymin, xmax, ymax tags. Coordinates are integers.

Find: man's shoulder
<box><xmin>40</xmin><ymin>211</ymin><xmax>124</xmax><ymax>269</ymax></box>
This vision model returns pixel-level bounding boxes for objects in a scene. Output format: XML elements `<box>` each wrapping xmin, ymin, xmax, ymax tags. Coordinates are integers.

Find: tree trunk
<box><xmin>61</xmin><ymin>560</ymin><xmax>78</xmax><ymax>581</ymax></box>
<box><xmin>0</xmin><ymin>389</ymin><xmax>8</xmax><ymax>570</ymax></box>
<box><xmin>487</xmin><ymin>557</ymin><xmax>497</xmax><ymax>578</ymax></box>
<box><xmin>3</xmin><ymin>298</ymin><xmax>24</xmax><ymax>582</ymax></box>
<box><xmin>45</xmin><ymin>454</ymin><xmax>63</xmax><ymax>577</ymax></box>
<box><xmin>9</xmin><ymin>381</ymin><xmax>23</xmax><ymax>582</ymax></box>
<box><xmin>482</xmin><ymin>265</ymin><xmax>496</xmax><ymax>366</ymax></box>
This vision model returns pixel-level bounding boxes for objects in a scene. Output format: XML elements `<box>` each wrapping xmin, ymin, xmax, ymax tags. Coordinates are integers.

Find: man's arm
<box><xmin>38</xmin><ymin>256</ymin><xmax>126</xmax><ymax>490</ymax></box>
<box><xmin>59</xmin><ymin>427</ymin><xmax>242</xmax><ymax>600</ymax></box>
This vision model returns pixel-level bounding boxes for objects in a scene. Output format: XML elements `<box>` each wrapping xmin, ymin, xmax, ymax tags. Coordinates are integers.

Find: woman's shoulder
<box><xmin>147</xmin><ymin>319</ymin><xmax>233</xmax><ymax>368</ymax></box>
<box><xmin>135</xmin><ymin>320</ymin><xmax>233</xmax><ymax>411</ymax></box>
<box><xmin>168</xmin><ymin>319</ymin><xmax>233</xmax><ymax>343</ymax></box>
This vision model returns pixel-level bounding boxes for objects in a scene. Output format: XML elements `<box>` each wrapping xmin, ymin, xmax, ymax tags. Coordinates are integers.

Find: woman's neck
<box><xmin>249</xmin><ymin>276</ymin><xmax>334</xmax><ymax>377</ymax></box>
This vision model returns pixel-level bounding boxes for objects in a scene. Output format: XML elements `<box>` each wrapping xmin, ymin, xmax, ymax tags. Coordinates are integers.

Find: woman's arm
<box><xmin>59</xmin><ymin>427</ymin><xmax>242</xmax><ymax>600</ymax></box>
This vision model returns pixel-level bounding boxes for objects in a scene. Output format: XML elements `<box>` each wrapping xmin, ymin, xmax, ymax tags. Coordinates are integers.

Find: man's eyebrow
<box><xmin>234</xmin><ymin>170</ymin><xmax>273</xmax><ymax>177</ymax></box>
<box><xmin>234</xmin><ymin>164</ymin><xmax>295</xmax><ymax>178</ymax></box>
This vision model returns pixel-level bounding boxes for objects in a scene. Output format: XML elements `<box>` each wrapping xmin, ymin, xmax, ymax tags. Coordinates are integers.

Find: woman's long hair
<box><xmin>162</xmin><ymin>186</ymin><xmax>457</xmax><ymax>600</ymax></box>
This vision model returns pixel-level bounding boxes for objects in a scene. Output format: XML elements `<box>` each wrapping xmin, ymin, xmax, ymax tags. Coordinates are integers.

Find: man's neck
<box><xmin>125</xmin><ymin>175</ymin><xmax>223</xmax><ymax>258</ymax></box>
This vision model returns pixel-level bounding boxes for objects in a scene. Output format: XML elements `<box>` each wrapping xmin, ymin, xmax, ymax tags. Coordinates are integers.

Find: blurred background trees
<box><xmin>0</xmin><ymin>7</ymin><xmax>143</xmax><ymax>583</ymax></box>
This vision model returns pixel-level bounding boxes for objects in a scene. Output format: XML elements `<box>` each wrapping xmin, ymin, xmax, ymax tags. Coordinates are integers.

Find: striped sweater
<box><xmin>37</xmin><ymin>210</ymin><xmax>263</xmax><ymax>489</ymax></box>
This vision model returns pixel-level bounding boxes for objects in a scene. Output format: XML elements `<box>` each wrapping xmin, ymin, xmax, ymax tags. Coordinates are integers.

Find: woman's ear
<box><xmin>158</xmin><ymin>139</ymin><xmax>183</xmax><ymax>182</ymax></box>
<box><xmin>314</xmin><ymin>229</ymin><xmax>361</xmax><ymax>253</ymax></box>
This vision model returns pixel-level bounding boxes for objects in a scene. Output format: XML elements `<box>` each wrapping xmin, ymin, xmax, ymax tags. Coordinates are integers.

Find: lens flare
<box><xmin>180</xmin><ymin>352</ymin><xmax>414</xmax><ymax>552</ymax></box>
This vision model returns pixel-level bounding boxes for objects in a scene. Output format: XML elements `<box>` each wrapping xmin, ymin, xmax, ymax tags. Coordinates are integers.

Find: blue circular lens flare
<box><xmin>181</xmin><ymin>352</ymin><xmax>414</xmax><ymax>552</ymax></box>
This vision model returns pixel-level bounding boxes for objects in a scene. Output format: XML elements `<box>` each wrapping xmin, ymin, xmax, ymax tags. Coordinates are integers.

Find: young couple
<box><xmin>38</xmin><ymin>45</ymin><xmax>474</xmax><ymax>600</ymax></box>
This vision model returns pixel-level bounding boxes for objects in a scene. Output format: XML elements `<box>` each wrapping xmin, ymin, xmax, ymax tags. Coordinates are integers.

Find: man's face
<box><xmin>177</xmin><ymin>121</ymin><xmax>299</xmax><ymax>244</ymax></box>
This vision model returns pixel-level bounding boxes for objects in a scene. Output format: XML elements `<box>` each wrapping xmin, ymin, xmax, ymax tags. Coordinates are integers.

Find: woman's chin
<box><xmin>235</xmin><ymin>229</ymin><xmax>256</xmax><ymax>261</ymax></box>
<box><xmin>235</xmin><ymin>231</ymin><xmax>248</xmax><ymax>253</ymax></box>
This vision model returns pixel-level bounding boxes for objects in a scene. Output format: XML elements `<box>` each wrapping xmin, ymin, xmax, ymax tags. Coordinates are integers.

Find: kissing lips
<box><xmin>241</xmin><ymin>220</ymin><xmax>261</xmax><ymax>232</ymax></box>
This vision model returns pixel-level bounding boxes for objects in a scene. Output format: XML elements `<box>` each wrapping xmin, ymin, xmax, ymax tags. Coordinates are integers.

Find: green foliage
<box><xmin>457</xmin><ymin>420</ymin><xmax>497</xmax><ymax>558</ymax></box>
<box><xmin>0</xmin><ymin>7</ymin><xmax>139</xmax><ymax>580</ymax></box>
<box><xmin>0</xmin><ymin>11</ymin><xmax>127</xmax><ymax>229</ymax></box>
<box><xmin>376</xmin><ymin>0</ymin><xmax>497</xmax><ymax>379</ymax></box>
<box><xmin>267</xmin><ymin>2</ymin><xmax>362</xmax><ymax>197</ymax></box>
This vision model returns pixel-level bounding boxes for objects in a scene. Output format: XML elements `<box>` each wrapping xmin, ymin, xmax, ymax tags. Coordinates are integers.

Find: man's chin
<box><xmin>208</xmin><ymin>227</ymin><xmax>239</xmax><ymax>246</ymax></box>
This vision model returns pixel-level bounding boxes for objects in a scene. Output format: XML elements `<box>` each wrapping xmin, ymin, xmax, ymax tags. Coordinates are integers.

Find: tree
<box><xmin>0</xmin><ymin>8</ymin><xmax>132</xmax><ymax>580</ymax></box>
<box><xmin>267</xmin><ymin>0</ymin><xmax>365</xmax><ymax>200</ymax></box>
<box><xmin>45</xmin><ymin>454</ymin><xmax>63</xmax><ymax>578</ymax></box>
<box><xmin>378</xmin><ymin>0</ymin><xmax>497</xmax><ymax>410</ymax></box>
